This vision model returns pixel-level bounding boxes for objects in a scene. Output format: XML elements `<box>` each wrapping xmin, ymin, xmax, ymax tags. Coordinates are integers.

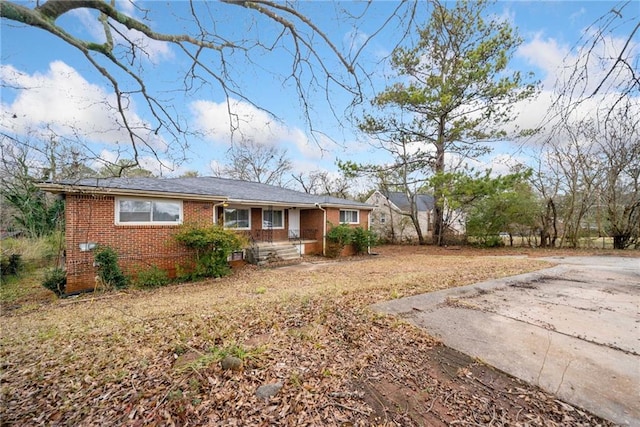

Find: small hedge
<box><xmin>94</xmin><ymin>246</ymin><xmax>129</xmax><ymax>289</ymax></box>
<box><xmin>173</xmin><ymin>224</ymin><xmax>246</xmax><ymax>280</ymax></box>
<box><xmin>134</xmin><ymin>265</ymin><xmax>170</xmax><ymax>289</ymax></box>
<box><xmin>326</xmin><ymin>224</ymin><xmax>377</xmax><ymax>258</ymax></box>
<box><xmin>42</xmin><ymin>267</ymin><xmax>66</xmax><ymax>296</ymax></box>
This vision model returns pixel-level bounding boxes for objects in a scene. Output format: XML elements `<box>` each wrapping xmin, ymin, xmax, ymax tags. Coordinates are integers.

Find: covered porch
<box><xmin>214</xmin><ymin>204</ymin><xmax>325</xmax><ymax>258</ymax></box>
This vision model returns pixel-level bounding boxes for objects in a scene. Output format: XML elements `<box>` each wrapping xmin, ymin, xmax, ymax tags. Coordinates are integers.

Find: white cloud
<box><xmin>190</xmin><ymin>98</ymin><xmax>326</xmax><ymax>160</ymax></box>
<box><xmin>517</xmin><ymin>33</ymin><xmax>569</xmax><ymax>90</ymax></box>
<box><xmin>343</xmin><ymin>29</ymin><xmax>369</xmax><ymax>58</ymax></box>
<box><xmin>116</xmin><ymin>0</ymin><xmax>136</xmax><ymax>15</ymax></box>
<box><xmin>0</xmin><ymin>61</ymin><xmax>167</xmax><ymax>152</ymax></box>
<box><xmin>93</xmin><ymin>149</ymin><xmax>185</xmax><ymax>177</ymax></box>
<box><xmin>569</xmin><ymin>7</ymin><xmax>586</xmax><ymax>25</ymax></box>
<box><xmin>69</xmin><ymin>5</ymin><xmax>173</xmax><ymax>64</ymax></box>
<box><xmin>513</xmin><ymin>30</ymin><xmax>639</xmax><ymax>146</ymax></box>
<box><xmin>461</xmin><ymin>153</ymin><xmax>530</xmax><ymax>177</ymax></box>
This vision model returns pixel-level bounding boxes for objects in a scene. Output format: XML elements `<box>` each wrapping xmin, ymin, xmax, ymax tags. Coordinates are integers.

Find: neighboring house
<box><xmin>367</xmin><ymin>190</ymin><xmax>466</xmax><ymax>243</ymax></box>
<box><xmin>366</xmin><ymin>190</ymin><xmax>434</xmax><ymax>243</ymax></box>
<box><xmin>38</xmin><ymin>177</ymin><xmax>373</xmax><ymax>294</ymax></box>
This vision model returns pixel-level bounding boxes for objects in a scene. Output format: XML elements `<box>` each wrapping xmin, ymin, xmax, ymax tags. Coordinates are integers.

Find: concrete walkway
<box><xmin>372</xmin><ymin>256</ymin><xmax>640</xmax><ymax>426</ymax></box>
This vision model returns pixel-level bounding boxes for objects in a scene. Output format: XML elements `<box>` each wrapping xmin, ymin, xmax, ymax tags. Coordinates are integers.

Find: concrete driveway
<box><xmin>372</xmin><ymin>256</ymin><xmax>639</xmax><ymax>426</ymax></box>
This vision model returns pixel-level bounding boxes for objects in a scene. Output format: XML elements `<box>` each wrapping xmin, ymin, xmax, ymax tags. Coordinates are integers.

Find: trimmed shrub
<box><xmin>94</xmin><ymin>246</ymin><xmax>129</xmax><ymax>289</ymax></box>
<box><xmin>326</xmin><ymin>223</ymin><xmax>378</xmax><ymax>257</ymax></box>
<box><xmin>352</xmin><ymin>227</ymin><xmax>377</xmax><ymax>255</ymax></box>
<box><xmin>173</xmin><ymin>224</ymin><xmax>246</xmax><ymax>280</ymax></box>
<box><xmin>42</xmin><ymin>267</ymin><xmax>66</xmax><ymax>296</ymax></box>
<box><xmin>134</xmin><ymin>265</ymin><xmax>170</xmax><ymax>289</ymax></box>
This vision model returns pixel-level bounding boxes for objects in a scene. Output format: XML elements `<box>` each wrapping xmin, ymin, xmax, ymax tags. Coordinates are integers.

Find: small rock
<box><xmin>220</xmin><ymin>355</ymin><xmax>243</xmax><ymax>371</ymax></box>
<box><xmin>255</xmin><ymin>382</ymin><xmax>283</xmax><ymax>400</ymax></box>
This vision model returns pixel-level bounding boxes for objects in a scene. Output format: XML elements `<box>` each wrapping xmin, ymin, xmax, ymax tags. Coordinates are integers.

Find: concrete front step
<box><xmin>252</xmin><ymin>243</ymin><xmax>301</xmax><ymax>265</ymax></box>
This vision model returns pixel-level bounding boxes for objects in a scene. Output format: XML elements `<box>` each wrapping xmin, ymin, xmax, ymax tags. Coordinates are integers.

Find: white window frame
<box><xmin>223</xmin><ymin>207</ymin><xmax>251</xmax><ymax>230</ymax></box>
<box><xmin>339</xmin><ymin>209</ymin><xmax>359</xmax><ymax>224</ymax></box>
<box><xmin>262</xmin><ymin>208</ymin><xmax>284</xmax><ymax>229</ymax></box>
<box><xmin>115</xmin><ymin>197</ymin><xmax>183</xmax><ymax>225</ymax></box>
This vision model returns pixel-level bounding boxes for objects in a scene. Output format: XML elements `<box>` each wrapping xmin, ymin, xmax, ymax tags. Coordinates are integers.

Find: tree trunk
<box><xmin>613</xmin><ymin>235</ymin><xmax>628</xmax><ymax>249</ymax></box>
<box><xmin>433</xmin><ymin>118</ymin><xmax>446</xmax><ymax>246</ymax></box>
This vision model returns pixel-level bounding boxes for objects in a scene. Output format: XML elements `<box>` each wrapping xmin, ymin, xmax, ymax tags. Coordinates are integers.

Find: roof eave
<box><xmin>227</xmin><ymin>199</ymin><xmax>374</xmax><ymax>210</ymax></box>
<box><xmin>37</xmin><ymin>183</ymin><xmax>373</xmax><ymax>209</ymax></box>
<box><xmin>36</xmin><ymin>183</ymin><xmax>228</xmax><ymax>202</ymax></box>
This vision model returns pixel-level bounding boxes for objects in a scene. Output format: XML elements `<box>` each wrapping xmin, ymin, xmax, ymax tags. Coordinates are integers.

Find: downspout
<box><xmin>315</xmin><ymin>203</ymin><xmax>327</xmax><ymax>256</ymax></box>
<box><xmin>368</xmin><ymin>209</ymin><xmax>372</xmax><ymax>254</ymax></box>
<box><xmin>213</xmin><ymin>201</ymin><xmax>229</xmax><ymax>225</ymax></box>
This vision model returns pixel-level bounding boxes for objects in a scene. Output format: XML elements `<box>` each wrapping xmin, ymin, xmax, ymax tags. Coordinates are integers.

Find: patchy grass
<box><xmin>0</xmin><ymin>266</ymin><xmax>55</xmax><ymax>308</ymax></box>
<box><xmin>0</xmin><ymin>246</ymin><xmax>620</xmax><ymax>425</ymax></box>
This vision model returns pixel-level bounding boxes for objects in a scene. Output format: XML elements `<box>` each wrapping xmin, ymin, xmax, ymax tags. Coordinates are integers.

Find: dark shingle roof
<box><xmin>385</xmin><ymin>191</ymin><xmax>434</xmax><ymax>212</ymax></box>
<box><xmin>45</xmin><ymin>177</ymin><xmax>371</xmax><ymax>209</ymax></box>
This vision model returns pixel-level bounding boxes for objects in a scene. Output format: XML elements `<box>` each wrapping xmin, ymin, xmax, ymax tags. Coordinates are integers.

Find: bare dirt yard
<box><xmin>2</xmin><ymin>245</ymin><xmax>634</xmax><ymax>425</ymax></box>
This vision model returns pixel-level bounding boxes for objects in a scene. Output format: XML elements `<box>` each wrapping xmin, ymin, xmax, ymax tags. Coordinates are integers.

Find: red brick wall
<box><xmin>326</xmin><ymin>208</ymin><xmax>371</xmax><ymax>256</ymax></box>
<box><xmin>250</xmin><ymin>208</ymin><xmax>288</xmax><ymax>241</ymax></box>
<box><xmin>64</xmin><ymin>195</ymin><xmax>214</xmax><ymax>293</ymax></box>
<box><xmin>64</xmin><ymin>195</ymin><xmax>371</xmax><ymax>293</ymax></box>
<box><xmin>299</xmin><ymin>207</ymin><xmax>371</xmax><ymax>256</ymax></box>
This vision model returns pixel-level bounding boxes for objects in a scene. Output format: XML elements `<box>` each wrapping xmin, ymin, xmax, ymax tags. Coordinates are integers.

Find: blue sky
<box><xmin>1</xmin><ymin>1</ymin><xmax>637</xmax><ymax>184</ymax></box>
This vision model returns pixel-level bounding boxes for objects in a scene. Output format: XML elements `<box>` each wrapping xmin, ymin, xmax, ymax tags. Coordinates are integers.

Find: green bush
<box><xmin>42</xmin><ymin>267</ymin><xmax>66</xmax><ymax>296</ymax></box>
<box><xmin>326</xmin><ymin>223</ymin><xmax>353</xmax><ymax>246</ymax></box>
<box><xmin>470</xmin><ymin>235</ymin><xmax>504</xmax><ymax>248</ymax></box>
<box><xmin>174</xmin><ymin>224</ymin><xmax>246</xmax><ymax>280</ymax></box>
<box><xmin>94</xmin><ymin>246</ymin><xmax>129</xmax><ymax>289</ymax></box>
<box><xmin>0</xmin><ymin>252</ymin><xmax>23</xmax><ymax>279</ymax></box>
<box><xmin>134</xmin><ymin>265</ymin><xmax>170</xmax><ymax>289</ymax></box>
<box><xmin>326</xmin><ymin>223</ymin><xmax>378</xmax><ymax>257</ymax></box>
<box><xmin>352</xmin><ymin>227</ymin><xmax>377</xmax><ymax>255</ymax></box>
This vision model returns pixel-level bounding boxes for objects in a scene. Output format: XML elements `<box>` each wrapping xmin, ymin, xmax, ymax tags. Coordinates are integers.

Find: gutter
<box><xmin>315</xmin><ymin>203</ymin><xmax>327</xmax><ymax>256</ymax></box>
<box><xmin>36</xmin><ymin>183</ymin><xmax>228</xmax><ymax>203</ymax></box>
<box><xmin>368</xmin><ymin>207</ymin><xmax>372</xmax><ymax>255</ymax></box>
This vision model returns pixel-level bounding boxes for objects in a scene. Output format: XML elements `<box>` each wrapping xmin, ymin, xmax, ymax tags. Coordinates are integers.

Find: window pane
<box><xmin>339</xmin><ymin>210</ymin><xmax>358</xmax><ymax>223</ymax></box>
<box><xmin>120</xmin><ymin>200</ymin><xmax>151</xmax><ymax>212</ymax></box>
<box><xmin>273</xmin><ymin>210</ymin><xmax>283</xmax><ymax>227</ymax></box>
<box><xmin>120</xmin><ymin>211</ymin><xmax>151</xmax><ymax>222</ymax></box>
<box><xmin>119</xmin><ymin>200</ymin><xmax>151</xmax><ymax>222</ymax></box>
<box><xmin>237</xmin><ymin>209</ymin><xmax>249</xmax><ymax>228</ymax></box>
<box><xmin>118</xmin><ymin>199</ymin><xmax>182</xmax><ymax>224</ymax></box>
<box><xmin>225</xmin><ymin>208</ymin><xmax>249</xmax><ymax>229</ymax></box>
<box><xmin>263</xmin><ymin>210</ymin><xmax>283</xmax><ymax>228</ymax></box>
<box><xmin>152</xmin><ymin>201</ymin><xmax>181</xmax><ymax>222</ymax></box>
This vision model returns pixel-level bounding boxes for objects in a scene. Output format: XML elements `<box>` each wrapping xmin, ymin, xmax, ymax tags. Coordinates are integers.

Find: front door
<box><xmin>288</xmin><ymin>208</ymin><xmax>300</xmax><ymax>239</ymax></box>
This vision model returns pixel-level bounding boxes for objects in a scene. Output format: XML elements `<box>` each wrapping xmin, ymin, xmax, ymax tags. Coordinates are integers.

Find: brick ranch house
<box><xmin>38</xmin><ymin>177</ymin><xmax>373</xmax><ymax>294</ymax></box>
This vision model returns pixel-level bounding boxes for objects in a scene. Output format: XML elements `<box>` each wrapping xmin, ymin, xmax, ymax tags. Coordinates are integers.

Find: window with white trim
<box><xmin>224</xmin><ymin>208</ymin><xmax>250</xmax><ymax>229</ymax></box>
<box><xmin>262</xmin><ymin>209</ymin><xmax>284</xmax><ymax>229</ymax></box>
<box><xmin>339</xmin><ymin>209</ymin><xmax>359</xmax><ymax>224</ymax></box>
<box><xmin>116</xmin><ymin>198</ymin><xmax>182</xmax><ymax>224</ymax></box>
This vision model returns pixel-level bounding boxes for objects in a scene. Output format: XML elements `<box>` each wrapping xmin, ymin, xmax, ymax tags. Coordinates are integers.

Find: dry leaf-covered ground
<box><xmin>1</xmin><ymin>245</ymin><xmax>622</xmax><ymax>425</ymax></box>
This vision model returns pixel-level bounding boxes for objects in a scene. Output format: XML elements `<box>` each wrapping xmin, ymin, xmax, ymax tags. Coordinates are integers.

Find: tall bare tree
<box><xmin>212</xmin><ymin>138</ymin><xmax>292</xmax><ymax>186</ymax></box>
<box><xmin>1</xmin><ymin>1</ymin><xmax>421</xmax><ymax>170</ymax></box>
<box><xmin>544</xmin><ymin>1</ymin><xmax>639</xmax><ymax>248</ymax></box>
<box><xmin>290</xmin><ymin>169</ymin><xmax>352</xmax><ymax>199</ymax></box>
<box><xmin>552</xmin><ymin>0</ymin><xmax>639</xmax><ymax>126</ymax></box>
<box><xmin>596</xmin><ymin>101</ymin><xmax>640</xmax><ymax>249</ymax></box>
<box><xmin>0</xmin><ymin>136</ymin><xmax>65</xmax><ymax>236</ymax></box>
<box><xmin>547</xmin><ymin>123</ymin><xmax>601</xmax><ymax>248</ymax></box>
